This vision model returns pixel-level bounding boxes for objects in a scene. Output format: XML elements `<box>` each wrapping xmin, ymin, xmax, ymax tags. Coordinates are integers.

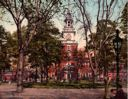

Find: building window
<box><xmin>67</xmin><ymin>45</ymin><xmax>71</xmax><ymax>51</ymax></box>
<box><xmin>68</xmin><ymin>52</ymin><xmax>72</xmax><ymax>57</ymax></box>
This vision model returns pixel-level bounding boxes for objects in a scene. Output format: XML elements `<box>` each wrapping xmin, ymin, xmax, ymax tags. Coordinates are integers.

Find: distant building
<box><xmin>48</xmin><ymin>8</ymin><xmax>93</xmax><ymax>82</ymax></box>
<box><xmin>59</xmin><ymin>8</ymin><xmax>78</xmax><ymax>82</ymax></box>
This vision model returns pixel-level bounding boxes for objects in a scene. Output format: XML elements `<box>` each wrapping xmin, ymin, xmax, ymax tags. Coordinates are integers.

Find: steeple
<box><xmin>64</xmin><ymin>0</ymin><xmax>73</xmax><ymax>28</ymax></box>
<box><xmin>60</xmin><ymin>0</ymin><xmax>78</xmax><ymax>83</ymax></box>
<box><xmin>62</xmin><ymin>0</ymin><xmax>76</xmax><ymax>41</ymax></box>
<box><xmin>64</xmin><ymin>9</ymin><xmax>73</xmax><ymax>27</ymax></box>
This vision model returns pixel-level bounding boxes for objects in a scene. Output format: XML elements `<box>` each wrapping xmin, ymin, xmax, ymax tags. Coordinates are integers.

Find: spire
<box><xmin>64</xmin><ymin>0</ymin><xmax>73</xmax><ymax>27</ymax></box>
<box><xmin>62</xmin><ymin>0</ymin><xmax>76</xmax><ymax>40</ymax></box>
<box><xmin>68</xmin><ymin>0</ymin><xmax>70</xmax><ymax>10</ymax></box>
<box><xmin>64</xmin><ymin>10</ymin><xmax>73</xmax><ymax>22</ymax></box>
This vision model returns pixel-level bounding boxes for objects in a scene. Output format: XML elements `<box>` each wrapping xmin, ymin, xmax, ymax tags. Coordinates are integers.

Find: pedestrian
<box><xmin>115</xmin><ymin>84</ymin><xmax>127</xmax><ymax>99</ymax></box>
<box><xmin>110</xmin><ymin>89</ymin><xmax>116</xmax><ymax>99</ymax></box>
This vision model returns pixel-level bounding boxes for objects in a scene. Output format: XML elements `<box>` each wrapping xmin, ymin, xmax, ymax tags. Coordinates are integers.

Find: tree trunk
<box><xmin>103</xmin><ymin>48</ymin><xmax>109</xmax><ymax>99</ymax></box>
<box><xmin>0</xmin><ymin>69</ymin><xmax>2</xmax><ymax>82</ymax></box>
<box><xmin>46</xmin><ymin>66</ymin><xmax>48</xmax><ymax>83</ymax></box>
<box><xmin>57</xmin><ymin>63</ymin><xmax>61</xmax><ymax>82</ymax></box>
<box><xmin>92</xmin><ymin>70</ymin><xmax>96</xmax><ymax>88</ymax></box>
<box><xmin>104</xmin><ymin>79</ymin><xmax>107</xmax><ymax>99</ymax></box>
<box><xmin>40</xmin><ymin>66</ymin><xmax>43</xmax><ymax>83</ymax></box>
<box><xmin>17</xmin><ymin>49</ymin><xmax>24</xmax><ymax>92</ymax></box>
<box><xmin>104</xmin><ymin>78</ymin><xmax>109</xmax><ymax>99</ymax></box>
<box><xmin>16</xmin><ymin>23</ymin><xmax>24</xmax><ymax>93</ymax></box>
<box><xmin>35</xmin><ymin>66</ymin><xmax>38</xmax><ymax>83</ymax></box>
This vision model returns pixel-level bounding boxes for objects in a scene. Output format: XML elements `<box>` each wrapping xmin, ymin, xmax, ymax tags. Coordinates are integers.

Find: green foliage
<box><xmin>89</xmin><ymin>19</ymin><xmax>117</xmax><ymax>73</ymax></box>
<box><xmin>6</xmin><ymin>33</ymin><xmax>18</xmax><ymax>58</ymax></box>
<box><xmin>120</xmin><ymin>37</ymin><xmax>127</xmax><ymax>67</ymax></box>
<box><xmin>6</xmin><ymin>27</ymin><xmax>28</xmax><ymax>59</ymax></box>
<box><xmin>120</xmin><ymin>2</ymin><xmax>127</xmax><ymax>34</ymax></box>
<box><xmin>28</xmin><ymin>21</ymin><xmax>61</xmax><ymax>68</ymax></box>
<box><xmin>119</xmin><ymin>2</ymin><xmax>127</xmax><ymax>67</ymax></box>
<box><xmin>0</xmin><ymin>25</ymin><xmax>10</xmax><ymax>70</ymax></box>
<box><xmin>23</xmin><ymin>81</ymin><xmax>105</xmax><ymax>89</ymax></box>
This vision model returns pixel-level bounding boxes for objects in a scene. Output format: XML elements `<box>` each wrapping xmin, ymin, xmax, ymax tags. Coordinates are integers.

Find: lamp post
<box><xmin>113</xmin><ymin>29</ymin><xmax>122</xmax><ymax>90</ymax></box>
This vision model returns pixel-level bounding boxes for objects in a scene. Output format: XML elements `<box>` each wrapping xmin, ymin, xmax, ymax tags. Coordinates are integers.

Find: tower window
<box><xmin>67</xmin><ymin>45</ymin><xmax>71</xmax><ymax>51</ymax></box>
<box><xmin>67</xmin><ymin>21</ymin><xmax>70</xmax><ymax>27</ymax></box>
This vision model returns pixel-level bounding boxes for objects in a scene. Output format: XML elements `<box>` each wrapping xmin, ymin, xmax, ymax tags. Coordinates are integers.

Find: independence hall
<box><xmin>48</xmin><ymin>8</ymin><xmax>91</xmax><ymax>82</ymax></box>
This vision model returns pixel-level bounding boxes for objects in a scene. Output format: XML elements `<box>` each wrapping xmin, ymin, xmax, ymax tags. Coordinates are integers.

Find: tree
<box><xmin>0</xmin><ymin>25</ymin><xmax>10</xmax><ymax>81</ymax></box>
<box><xmin>28</xmin><ymin>21</ymin><xmax>61</xmax><ymax>83</ymax></box>
<box><xmin>95</xmin><ymin>19</ymin><xmax>116</xmax><ymax>92</ymax></box>
<box><xmin>74</xmin><ymin>0</ymin><xmax>98</xmax><ymax>88</ymax></box>
<box><xmin>120</xmin><ymin>2</ymin><xmax>127</xmax><ymax>35</ymax></box>
<box><xmin>0</xmin><ymin>0</ymin><xmax>62</xmax><ymax>92</ymax></box>
<box><xmin>119</xmin><ymin>2</ymin><xmax>127</xmax><ymax>72</ymax></box>
<box><xmin>74</xmin><ymin>0</ymin><xmax>121</xmax><ymax>98</ymax></box>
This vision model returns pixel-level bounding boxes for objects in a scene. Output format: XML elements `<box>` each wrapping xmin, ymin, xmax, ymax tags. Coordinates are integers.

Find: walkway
<box><xmin>0</xmin><ymin>83</ymin><xmax>107</xmax><ymax>99</ymax></box>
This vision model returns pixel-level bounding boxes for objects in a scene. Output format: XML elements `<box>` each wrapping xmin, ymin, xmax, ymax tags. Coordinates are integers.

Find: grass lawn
<box><xmin>23</xmin><ymin>80</ymin><xmax>105</xmax><ymax>89</ymax></box>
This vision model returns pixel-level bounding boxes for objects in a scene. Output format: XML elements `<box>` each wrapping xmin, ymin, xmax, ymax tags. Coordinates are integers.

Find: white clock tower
<box><xmin>62</xmin><ymin>9</ymin><xmax>76</xmax><ymax>42</ymax></box>
<box><xmin>61</xmin><ymin>8</ymin><xmax>78</xmax><ymax>82</ymax></box>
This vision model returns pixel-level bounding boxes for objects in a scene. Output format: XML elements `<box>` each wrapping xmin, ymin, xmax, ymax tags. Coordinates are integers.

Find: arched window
<box><xmin>67</xmin><ymin>45</ymin><xmax>71</xmax><ymax>51</ymax></box>
<box><xmin>67</xmin><ymin>21</ymin><xmax>70</xmax><ymax>27</ymax></box>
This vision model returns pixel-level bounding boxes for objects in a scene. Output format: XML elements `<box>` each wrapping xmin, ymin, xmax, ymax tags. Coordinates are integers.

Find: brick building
<box><xmin>48</xmin><ymin>8</ymin><xmax>92</xmax><ymax>82</ymax></box>
<box><xmin>59</xmin><ymin>9</ymin><xmax>78</xmax><ymax>82</ymax></box>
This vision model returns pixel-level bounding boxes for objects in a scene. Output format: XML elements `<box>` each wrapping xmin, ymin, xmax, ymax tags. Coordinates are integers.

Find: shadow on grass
<box><xmin>23</xmin><ymin>82</ymin><xmax>105</xmax><ymax>89</ymax></box>
<box><xmin>0</xmin><ymin>90</ymin><xmax>22</xmax><ymax>99</ymax></box>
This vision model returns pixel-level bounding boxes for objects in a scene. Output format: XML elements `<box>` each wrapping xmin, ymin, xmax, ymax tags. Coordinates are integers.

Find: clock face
<box><xmin>65</xmin><ymin>34</ymin><xmax>71</xmax><ymax>40</ymax></box>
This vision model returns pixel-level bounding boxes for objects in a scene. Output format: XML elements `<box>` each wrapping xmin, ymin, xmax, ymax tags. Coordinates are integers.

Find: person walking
<box><xmin>110</xmin><ymin>89</ymin><xmax>116</xmax><ymax>99</ymax></box>
<box><xmin>115</xmin><ymin>84</ymin><xmax>127</xmax><ymax>99</ymax></box>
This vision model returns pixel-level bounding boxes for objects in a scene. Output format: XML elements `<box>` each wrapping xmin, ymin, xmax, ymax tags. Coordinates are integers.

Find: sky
<box><xmin>0</xmin><ymin>0</ymin><xmax>127</xmax><ymax>49</ymax></box>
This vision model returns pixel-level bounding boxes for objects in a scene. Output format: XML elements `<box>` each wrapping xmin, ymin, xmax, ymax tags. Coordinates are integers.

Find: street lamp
<box><xmin>113</xmin><ymin>29</ymin><xmax>122</xmax><ymax>90</ymax></box>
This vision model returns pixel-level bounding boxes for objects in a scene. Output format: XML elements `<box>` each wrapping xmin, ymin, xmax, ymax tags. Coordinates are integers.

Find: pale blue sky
<box><xmin>0</xmin><ymin>0</ymin><xmax>127</xmax><ymax>32</ymax></box>
<box><xmin>0</xmin><ymin>0</ymin><xmax>127</xmax><ymax>48</ymax></box>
